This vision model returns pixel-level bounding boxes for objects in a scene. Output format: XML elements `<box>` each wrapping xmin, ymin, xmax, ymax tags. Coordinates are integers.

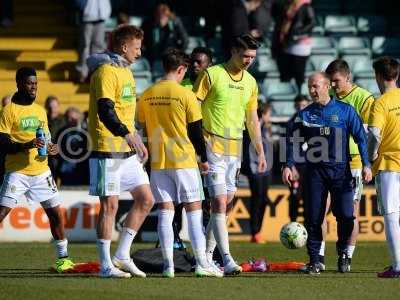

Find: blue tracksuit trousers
<box><xmin>303</xmin><ymin>163</ymin><xmax>355</xmax><ymax>264</ymax></box>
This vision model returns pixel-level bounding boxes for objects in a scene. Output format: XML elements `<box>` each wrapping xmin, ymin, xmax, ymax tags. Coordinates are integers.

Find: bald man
<box><xmin>282</xmin><ymin>72</ymin><xmax>372</xmax><ymax>274</ymax></box>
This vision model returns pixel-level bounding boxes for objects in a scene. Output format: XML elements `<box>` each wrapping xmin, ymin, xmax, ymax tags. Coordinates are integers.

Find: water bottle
<box><xmin>36</xmin><ymin>122</ymin><xmax>47</xmax><ymax>157</ymax></box>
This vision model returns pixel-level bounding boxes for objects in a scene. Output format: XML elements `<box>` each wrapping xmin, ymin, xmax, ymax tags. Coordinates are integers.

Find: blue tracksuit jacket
<box><xmin>286</xmin><ymin>98</ymin><xmax>370</xmax><ymax>168</ymax></box>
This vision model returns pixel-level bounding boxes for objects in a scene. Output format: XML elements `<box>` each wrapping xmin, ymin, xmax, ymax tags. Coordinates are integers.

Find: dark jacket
<box><xmin>141</xmin><ymin>16</ymin><xmax>189</xmax><ymax>63</ymax></box>
<box><xmin>271</xmin><ymin>1</ymin><xmax>315</xmax><ymax>56</ymax></box>
<box><xmin>286</xmin><ymin>98</ymin><xmax>369</xmax><ymax>168</ymax></box>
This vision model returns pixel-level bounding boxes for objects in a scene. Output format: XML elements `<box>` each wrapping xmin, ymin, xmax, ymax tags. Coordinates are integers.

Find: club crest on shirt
<box><xmin>121</xmin><ymin>83</ymin><xmax>135</xmax><ymax>102</ymax></box>
<box><xmin>19</xmin><ymin>116</ymin><xmax>40</xmax><ymax>132</ymax></box>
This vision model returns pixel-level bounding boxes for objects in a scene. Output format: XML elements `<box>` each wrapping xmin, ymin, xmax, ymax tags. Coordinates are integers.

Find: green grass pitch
<box><xmin>0</xmin><ymin>242</ymin><xmax>399</xmax><ymax>299</ymax></box>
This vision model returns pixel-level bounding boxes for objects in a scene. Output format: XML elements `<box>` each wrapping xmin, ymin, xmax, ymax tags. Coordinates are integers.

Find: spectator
<box><xmin>75</xmin><ymin>0</ymin><xmax>111</xmax><ymax>83</ymax></box>
<box><xmin>141</xmin><ymin>3</ymin><xmax>188</xmax><ymax>65</ymax></box>
<box><xmin>45</xmin><ymin>95</ymin><xmax>65</xmax><ymax>183</ymax></box>
<box><xmin>56</xmin><ymin>107</ymin><xmax>89</xmax><ymax>186</ymax></box>
<box><xmin>45</xmin><ymin>95</ymin><xmax>65</xmax><ymax>140</ymax></box>
<box><xmin>0</xmin><ymin>0</ymin><xmax>13</xmax><ymax>28</ymax></box>
<box><xmin>242</xmin><ymin>102</ymin><xmax>272</xmax><ymax>244</ymax></box>
<box><xmin>220</xmin><ymin>0</ymin><xmax>272</xmax><ymax>56</ymax></box>
<box><xmin>271</xmin><ymin>0</ymin><xmax>315</xmax><ymax>91</ymax></box>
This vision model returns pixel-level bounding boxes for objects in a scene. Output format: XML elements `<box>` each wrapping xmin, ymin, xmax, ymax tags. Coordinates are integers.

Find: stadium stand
<box><xmin>310</xmin><ymin>36</ymin><xmax>337</xmax><ymax>56</ymax></box>
<box><xmin>357</xmin><ymin>15</ymin><xmax>387</xmax><ymax>36</ymax></box>
<box><xmin>185</xmin><ymin>36</ymin><xmax>206</xmax><ymax>55</ymax></box>
<box><xmin>372</xmin><ymin>37</ymin><xmax>400</xmax><ymax>57</ymax></box>
<box><xmin>324</xmin><ymin>15</ymin><xmax>357</xmax><ymax>36</ymax></box>
<box><xmin>355</xmin><ymin>78</ymin><xmax>380</xmax><ymax>97</ymax></box>
<box><xmin>0</xmin><ymin>0</ymin><xmax>86</xmax><ymax>111</ymax></box>
<box><xmin>310</xmin><ymin>54</ymin><xmax>336</xmax><ymax>71</ymax></box>
<box><xmin>0</xmin><ymin>0</ymin><xmax>395</xmax><ymax>127</ymax></box>
<box><xmin>337</xmin><ymin>37</ymin><xmax>371</xmax><ymax>57</ymax></box>
<box><xmin>131</xmin><ymin>58</ymin><xmax>152</xmax><ymax>81</ymax></box>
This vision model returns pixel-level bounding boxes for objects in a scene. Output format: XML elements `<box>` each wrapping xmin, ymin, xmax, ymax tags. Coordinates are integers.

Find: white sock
<box><xmin>384</xmin><ymin>211</ymin><xmax>400</xmax><ymax>271</ymax></box>
<box><xmin>97</xmin><ymin>239</ymin><xmax>114</xmax><ymax>270</ymax></box>
<box><xmin>158</xmin><ymin>209</ymin><xmax>175</xmax><ymax>270</ymax></box>
<box><xmin>211</xmin><ymin>213</ymin><xmax>233</xmax><ymax>266</ymax></box>
<box><xmin>346</xmin><ymin>245</ymin><xmax>356</xmax><ymax>258</ymax></box>
<box><xmin>186</xmin><ymin>210</ymin><xmax>208</xmax><ymax>267</ymax></box>
<box><xmin>114</xmin><ymin>227</ymin><xmax>137</xmax><ymax>260</ymax></box>
<box><xmin>54</xmin><ymin>239</ymin><xmax>68</xmax><ymax>258</ymax></box>
<box><xmin>319</xmin><ymin>241</ymin><xmax>325</xmax><ymax>257</ymax></box>
<box><xmin>205</xmin><ymin>220</ymin><xmax>217</xmax><ymax>262</ymax></box>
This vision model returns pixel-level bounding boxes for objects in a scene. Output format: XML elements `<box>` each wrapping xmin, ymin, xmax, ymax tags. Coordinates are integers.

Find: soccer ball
<box><xmin>280</xmin><ymin>222</ymin><xmax>308</xmax><ymax>249</ymax></box>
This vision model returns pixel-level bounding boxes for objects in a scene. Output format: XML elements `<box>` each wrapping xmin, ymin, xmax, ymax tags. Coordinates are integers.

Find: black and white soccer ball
<box><xmin>280</xmin><ymin>222</ymin><xmax>308</xmax><ymax>249</ymax></box>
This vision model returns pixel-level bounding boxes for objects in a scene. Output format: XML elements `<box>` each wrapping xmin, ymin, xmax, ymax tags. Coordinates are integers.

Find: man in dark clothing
<box><xmin>271</xmin><ymin>0</ymin><xmax>315</xmax><ymax>90</ymax></box>
<box><xmin>283</xmin><ymin>72</ymin><xmax>372</xmax><ymax>274</ymax></box>
<box><xmin>220</xmin><ymin>0</ymin><xmax>272</xmax><ymax>57</ymax></box>
<box><xmin>141</xmin><ymin>3</ymin><xmax>189</xmax><ymax>65</ymax></box>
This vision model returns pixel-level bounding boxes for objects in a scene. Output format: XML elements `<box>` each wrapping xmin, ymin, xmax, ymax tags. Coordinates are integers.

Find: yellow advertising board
<box><xmin>228</xmin><ymin>187</ymin><xmax>384</xmax><ymax>241</ymax></box>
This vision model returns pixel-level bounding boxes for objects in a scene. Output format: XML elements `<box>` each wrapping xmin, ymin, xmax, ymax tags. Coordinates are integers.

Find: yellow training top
<box><xmin>138</xmin><ymin>80</ymin><xmax>202</xmax><ymax>169</ymax></box>
<box><xmin>88</xmin><ymin>64</ymin><xmax>136</xmax><ymax>154</ymax></box>
<box><xmin>0</xmin><ymin>102</ymin><xmax>49</xmax><ymax>175</ymax></box>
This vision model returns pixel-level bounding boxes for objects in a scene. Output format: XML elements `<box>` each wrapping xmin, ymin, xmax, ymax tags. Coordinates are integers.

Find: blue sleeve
<box><xmin>347</xmin><ymin>106</ymin><xmax>370</xmax><ymax>167</ymax></box>
<box><xmin>285</xmin><ymin>113</ymin><xmax>300</xmax><ymax>168</ymax></box>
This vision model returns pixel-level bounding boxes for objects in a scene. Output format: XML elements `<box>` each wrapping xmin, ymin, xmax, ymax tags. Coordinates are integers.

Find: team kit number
<box><xmin>320</xmin><ymin>127</ymin><xmax>330</xmax><ymax>136</ymax></box>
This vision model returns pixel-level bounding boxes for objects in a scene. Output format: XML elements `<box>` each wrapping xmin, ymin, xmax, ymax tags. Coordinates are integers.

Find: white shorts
<box><xmin>204</xmin><ymin>147</ymin><xmax>241</xmax><ymax>197</ymax></box>
<box><xmin>150</xmin><ymin>168</ymin><xmax>204</xmax><ymax>204</ymax></box>
<box><xmin>376</xmin><ymin>171</ymin><xmax>400</xmax><ymax>215</ymax></box>
<box><xmin>0</xmin><ymin>170</ymin><xmax>60</xmax><ymax>208</ymax></box>
<box><xmin>351</xmin><ymin>168</ymin><xmax>363</xmax><ymax>202</ymax></box>
<box><xmin>89</xmin><ymin>155</ymin><xmax>149</xmax><ymax>196</ymax></box>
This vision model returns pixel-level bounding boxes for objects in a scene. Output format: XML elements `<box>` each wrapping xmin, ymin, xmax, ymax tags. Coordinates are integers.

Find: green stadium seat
<box><xmin>262</xmin><ymin>79</ymin><xmax>298</xmax><ymax>101</ymax></box>
<box><xmin>352</xmin><ymin>57</ymin><xmax>375</xmax><ymax>79</ymax></box>
<box><xmin>300</xmin><ymin>82</ymin><xmax>310</xmax><ymax>97</ymax></box>
<box><xmin>310</xmin><ymin>54</ymin><xmax>336</xmax><ymax>71</ymax></box>
<box><xmin>186</xmin><ymin>36</ymin><xmax>206</xmax><ymax>54</ymax></box>
<box><xmin>324</xmin><ymin>15</ymin><xmax>357</xmax><ymax>36</ymax></box>
<box><xmin>105</xmin><ymin>17</ymin><xmax>117</xmax><ymax>33</ymax></box>
<box><xmin>337</xmin><ymin>37</ymin><xmax>371</xmax><ymax>56</ymax></box>
<box><xmin>372</xmin><ymin>36</ymin><xmax>400</xmax><ymax>57</ymax></box>
<box><xmin>131</xmin><ymin>58</ymin><xmax>152</xmax><ymax>81</ymax></box>
<box><xmin>311</xmin><ymin>36</ymin><xmax>337</xmax><ymax>56</ymax></box>
<box><xmin>129</xmin><ymin>16</ymin><xmax>144</xmax><ymax>27</ymax></box>
<box><xmin>305</xmin><ymin>59</ymin><xmax>315</xmax><ymax>77</ymax></box>
<box><xmin>355</xmin><ymin>78</ymin><xmax>380</xmax><ymax>97</ymax></box>
<box><xmin>269</xmin><ymin>100</ymin><xmax>296</xmax><ymax>117</ymax></box>
<box><xmin>250</xmin><ymin>56</ymin><xmax>279</xmax><ymax>79</ymax></box>
<box><xmin>135</xmin><ymin>77</ymin><xmax>153</xmax><ymax>95</ymax></box>
<box><xmin>341</xmin><ymin>54</ymin><xmax>370</xmax><ymax>67</ymax></box>
<box><xmin>132</xmin><ymin>58</ymin><xmax>151</xmax><ymax>73</ymax></box>
<box><xmin>357</xmin><ymin>15</ymin><xmax>387</xmax><ymax>36</ymax></box>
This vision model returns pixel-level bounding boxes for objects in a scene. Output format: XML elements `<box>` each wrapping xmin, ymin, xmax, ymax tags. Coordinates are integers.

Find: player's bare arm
<box><xmin>246</xmin><ymin>109</ymin><xmax>267</xmax><ymax>173</ymax></box>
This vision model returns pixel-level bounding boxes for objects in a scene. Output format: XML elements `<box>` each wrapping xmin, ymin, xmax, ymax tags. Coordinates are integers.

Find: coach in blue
<box><xmin>282</xmin><ymin>72</ymin><xmax>372</xmax><ymax>274</ymax></box>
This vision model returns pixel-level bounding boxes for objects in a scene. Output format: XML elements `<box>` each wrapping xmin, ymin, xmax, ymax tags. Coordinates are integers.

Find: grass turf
<box><xmin>0</xmin><ymin>242</ymin><xmax>399</xmax><ymax>299</ymax></box>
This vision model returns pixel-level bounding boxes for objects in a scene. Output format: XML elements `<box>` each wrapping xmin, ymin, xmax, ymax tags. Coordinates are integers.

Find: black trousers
<box><xmin>288</xmin><ymin>164</ymin><xmax>306</xmax><ymax>222</ymax></box>
<box><xmin>248</xmin><ymin>174</ymin><xmax>270</xmax><ymax>235</ymax></box>
<box><xmin>276</xmin><ymin>51</ymin><xmax>308</xmax><ymax>91</ymax></box>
